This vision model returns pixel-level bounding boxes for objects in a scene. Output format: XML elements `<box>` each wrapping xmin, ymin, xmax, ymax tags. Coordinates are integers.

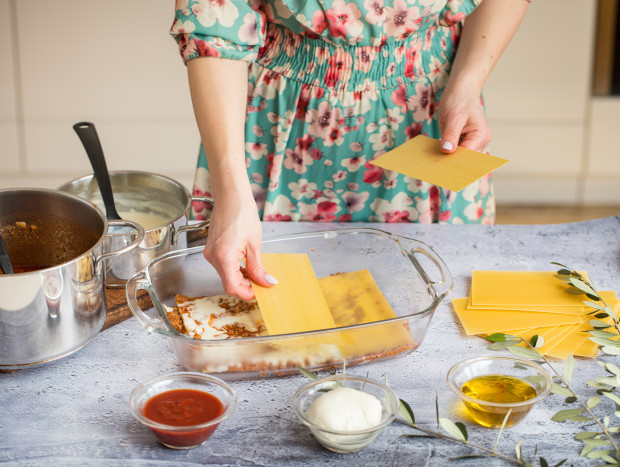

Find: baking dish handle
<box><xmin>171</xmin><ymin>196</ymin><xmax>213</xmax><ymax>245</ymax></box>
<box><xmin>94</xmin><ymin>219</ymin><xmax>145</xmax><ymax>275</ymax></box>
<box><xmin>409</xmin><ymin>244</ymin><xmax>454</xmax><ymax>300</ymax></box>
<box><xmin>126</xmin><ymin>270</ymin><xmax>162</xmax><ymax>332</ymax></box>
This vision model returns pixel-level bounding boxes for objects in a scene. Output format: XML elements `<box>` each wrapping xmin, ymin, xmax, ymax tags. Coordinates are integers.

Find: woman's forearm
<box><xmin>447</xmin><ymin>0</ymin><xmax>530</xmax><ymax>95</ymax></box>
<box><xmin>187</xmin><ymin>57</ymin><xmax>251</xmax><ymax>200</ymax></box>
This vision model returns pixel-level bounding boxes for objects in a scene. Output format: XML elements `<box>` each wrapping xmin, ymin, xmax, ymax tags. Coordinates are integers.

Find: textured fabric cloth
<box><xmin>171</xmin><ymin>0</ymin><xmax>495</xmax><ymax>224</ymax></box>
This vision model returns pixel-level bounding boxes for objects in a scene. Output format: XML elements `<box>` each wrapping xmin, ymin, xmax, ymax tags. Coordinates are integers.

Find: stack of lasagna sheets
<box><xmin>452</xmin><ymin>271</ymin><xmax>620</xmax><ymax>359</ymax></box>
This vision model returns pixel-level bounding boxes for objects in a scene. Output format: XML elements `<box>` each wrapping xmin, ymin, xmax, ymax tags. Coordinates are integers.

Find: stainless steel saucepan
<box><xmin>58</xmin><ymin>171</ymin><xmax>212</xmax><ymax>287</ymax></box>
<box><xmin>0</xmin><ymin>188</ymin><xmax>144</xmax><ymax>369</ymax></box>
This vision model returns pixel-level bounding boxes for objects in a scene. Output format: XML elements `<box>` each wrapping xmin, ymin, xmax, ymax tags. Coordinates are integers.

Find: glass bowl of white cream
<box><xmin>291</xmin><ymin>375</ymin><xmax>400</xmax><ymax>453</ymax></box>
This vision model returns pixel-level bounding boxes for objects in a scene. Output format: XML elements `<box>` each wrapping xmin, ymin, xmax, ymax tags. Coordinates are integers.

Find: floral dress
<box><xmin>171</xmin><ymin>0</ymin><xmax>494</xmax><ymax>224</ymax></box>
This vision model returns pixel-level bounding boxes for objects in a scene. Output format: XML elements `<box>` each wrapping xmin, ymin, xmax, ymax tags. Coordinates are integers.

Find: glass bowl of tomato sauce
<box><xmin>128</xmin><ymin>372</ymin><xmax>237</xmax><ymax>449</ymax></box>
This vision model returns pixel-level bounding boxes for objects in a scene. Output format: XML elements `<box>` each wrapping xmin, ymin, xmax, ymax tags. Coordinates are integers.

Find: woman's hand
<box><xmin>438</xmin><ymin>84</ymin><xmax>491</xmax><ymax>154</ymax></box>
<box><xmin>203</xmin><ymin>188</ymin><xmax>277</xmax><ymax>301</ymax></box>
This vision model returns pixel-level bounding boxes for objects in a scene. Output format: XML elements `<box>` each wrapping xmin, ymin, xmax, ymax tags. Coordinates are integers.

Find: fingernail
<box><xmin>441</xmin><ymin>141</ymin><xmax>453</xmax><ymax>151</ymax></box>
<box><xmin>264</xmin><ymin>273</ymin><xmax>278</xmax><ymax>285</ymax></box>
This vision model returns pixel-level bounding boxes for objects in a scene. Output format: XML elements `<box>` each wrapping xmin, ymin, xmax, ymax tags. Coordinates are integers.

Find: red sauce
<box><xmin>143</xmin><ymin>389</ymin><xmax>224</xmax><ymax>448</ymax></box>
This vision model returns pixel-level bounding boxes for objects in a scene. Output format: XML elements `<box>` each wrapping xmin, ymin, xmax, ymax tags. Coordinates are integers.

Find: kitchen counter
<box><xmin>2</xmin><ymin>217</ymin><xmax>620</xmax><ymax>466</ymax></box>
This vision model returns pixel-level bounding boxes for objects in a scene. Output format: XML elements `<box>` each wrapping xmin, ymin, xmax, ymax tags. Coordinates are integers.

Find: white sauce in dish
<box><xmin>306</xmin><ymin>386</ymin><xmax>382</xmax><ymax>432</ymax></box>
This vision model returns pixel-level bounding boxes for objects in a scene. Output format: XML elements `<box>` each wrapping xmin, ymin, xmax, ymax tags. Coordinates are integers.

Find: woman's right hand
<box><xmin>203</xmin><ymin>189</ymin><xmax>277</xmax><ymax>301</ymax></box>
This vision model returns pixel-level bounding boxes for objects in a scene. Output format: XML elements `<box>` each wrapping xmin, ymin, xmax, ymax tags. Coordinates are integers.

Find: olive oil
<box><xmin>461</xmin><ymin>374</ymin><xmax>537</xmax><ymax>428</ymax></box>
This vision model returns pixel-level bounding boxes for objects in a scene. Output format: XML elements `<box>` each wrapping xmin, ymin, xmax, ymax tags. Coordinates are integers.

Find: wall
<box><xmin>1</xmin><ymin>0</ymin><xmax>617</xmax><ymax>205</ymax></box>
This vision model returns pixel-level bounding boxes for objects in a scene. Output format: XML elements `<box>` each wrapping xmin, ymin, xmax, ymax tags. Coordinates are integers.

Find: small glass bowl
<box><xmin>447</xmin><ymin>356</ymin><xmax>552</xmax><ymax>429</ymax></box>
<box><xmin>128</xmin><ymin>372</ymin><xmax>236</xmax><ymax>449</ymax></box>
<box><xmin>292</xmin><ymin>375</ymin><xmax>400</xmax><ymax>453</ymax></box>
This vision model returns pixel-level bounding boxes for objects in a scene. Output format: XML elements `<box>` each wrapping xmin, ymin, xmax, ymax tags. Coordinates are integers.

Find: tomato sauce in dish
<box><xmin>143</xmin><ymin>389</ymin><xmax>224</xmax><ymax>448</ymax></box>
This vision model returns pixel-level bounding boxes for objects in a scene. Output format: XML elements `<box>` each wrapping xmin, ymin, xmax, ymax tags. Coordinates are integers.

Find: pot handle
<box><xmin>126</xmin><ymin>270</ymin><xmax>163</xmax><ymax>332</ymax></box>
<box><xmin>94</xmin><ymin>219</ymin><xmax>145</xmax><ymax>275</ymax></box>
<box><xmin>171</xmin><ymin>196</ymin><xmax>213</xmax><ymax>245</ymax></box>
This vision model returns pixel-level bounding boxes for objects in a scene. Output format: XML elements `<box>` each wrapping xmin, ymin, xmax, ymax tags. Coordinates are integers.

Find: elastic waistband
<box><xmin>255</xmin><ymin>22</ymin><xmax>457</xmax><ymax>91</ymax></box>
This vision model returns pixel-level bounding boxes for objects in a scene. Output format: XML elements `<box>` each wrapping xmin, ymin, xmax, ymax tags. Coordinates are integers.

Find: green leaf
<box><xmin>596</xmin><ymin>376</ymin><xmax>620</xmax><ymax>387</ymax></box>
<box><xmin>584</xmin><ymin>300</ymin><xmax>608</xmax><ymax>310</ymax></box>
<box><xmin>585</xmin><ymin>448</ymin><xmax>613</xmax><ymax>459</ymax></box>
<box><xmin>587</xmin><ymin>396</ymin><xmax>601</xmax><ymax>409</ymax></box>
<box><xmin>439</xmin><ymin>418</ymin><xmax>467</xmax><ymax>442</ymax></box>
<box><xmin>580</xmin><ymin>443</ymin><xmax>595</xmax><ymax>456</ymax></box>
<box><xmin>563</xmin><ymin>355</ymin><xmax>575</xmax><ymax>385</ymax></box>
<box><xmin>589</xmin><ymin>336</ymin><xmax>620</xmax><ymax>347</ymax></box>
<box><xmin>515</xmin><ymin>439</ymin><xmax>523</xmax><ymax>463</ymax></box>
<box><xmin>551</xmin><ymin>408</ymin><xmax>584</xmax><ymax>422</ymax></box>
<box><xmin>398</xmin><ymin>399</ymin><xmax>415</xmax><ymax>426</ymax></box>
<box><xmin>595</xmin><ymin>312</ymin><xmax>610</xmax><ymax>319</ymax></box>
<box><xmin>488</xmin><ymin>341</ymin><xmax>520</xmax><ymax>351</ymax></box>
<box><xmin>606</xmin><ymin>362</ymin><xmax>620</xmax><ymax>377</ymax></box>
<box><xmin>564</xmin><ymin>286</ymin><xmax>586</xmax><ymax>295</ymax></box>
<box><xmin>589</xmin><ymin>319</ymin><xmax>612</xmax><ymax>329</ymax></box>
<box><xmin>448</xmin><ymin>455</ymin><xmax>488</xmax><ymax>462</ymax></box>
<box><xmin>298</xmin><ymin>367</ymin><xmax>318</xmax><ymax>380</ymax></box>
<box><xmin>551</xmin><ymin>383</ymin><xmax>573</xmax><ymax>397</ymax></box>
<box><xmin>539</xmin><ymin>457</ymin><xmax>549</xmax><ymax>467</ymax></box>
<box><xmin>569</xmin><ymin>277</ymin><xmax>598</xmax><ymax>297</ymax></box>
<box><xmin>552</xmin><ymin>460</ymin><xmax>567</xmax><ymax>467</ymax></box>
<box><xmin>507</xmin><ymin>346</ymin><xmax>543</xmax><ymax>361</ymax></box>
<box><xmin>602</xmin><ymin>346</ymin><xmax>620</xmax><ymax>356</ymax></box>
<box><xmin>486</xmin><ymin>333</ymin><xmax>520</xmax><ymax>343</ymax></box>
<box><xmin>565</xmin><ymin>396</ymin><xmax>577</xmax><ymax>404</ymax></box>
<box><xmin>589</xmin><ymin>330</ymin><xmax>618</xmax><ymax>339</ymax></box>
<box><xmin>574</xmin><ymin>431</ymin><xmax>599</xmax><ymax>440</ymax></box>
<box><xmin>583</xmin><ymin>438</ymin><xmax>612</xmax><ymax>446</ymax></box>
<box><xmin>530</xmin><ymin>334</ymin><xmax>539</xmax><ymax>348</ymax></box>
<box><xmin>454</xmin><ymin>422</ymin><xmax>468</xmax><ymax>442</ymax></box>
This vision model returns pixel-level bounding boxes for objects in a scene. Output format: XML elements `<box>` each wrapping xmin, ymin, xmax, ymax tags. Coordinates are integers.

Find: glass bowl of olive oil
<box><xmin>447</xmin><ymin>356</ymin><xmax>552</xmax><ymax>429</ymax></box>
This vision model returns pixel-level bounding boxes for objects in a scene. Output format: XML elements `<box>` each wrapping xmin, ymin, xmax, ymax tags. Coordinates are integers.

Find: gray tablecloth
<box><xmin>2</xmin><ymin>217</ymin><xmax>619</xmax><ymax>466</ymax></box>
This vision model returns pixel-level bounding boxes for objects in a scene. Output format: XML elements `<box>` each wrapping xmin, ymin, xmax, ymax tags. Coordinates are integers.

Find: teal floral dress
<box><xmin>171</xmin><ymin>0</ymin><xmax>495</xmax><ymax>224</ymax></box>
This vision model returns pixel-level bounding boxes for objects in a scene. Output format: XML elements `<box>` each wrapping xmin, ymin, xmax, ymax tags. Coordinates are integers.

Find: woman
<box><xmin>171</xmin><ymin>0</ymin><xmax>530</xmax><ymax>300</ymax></box>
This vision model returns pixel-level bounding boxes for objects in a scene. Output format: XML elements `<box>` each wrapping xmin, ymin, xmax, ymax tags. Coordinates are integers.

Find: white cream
<box><xmin>306</xmin><ymin>386</ymin><xmax>382</xmax><ymax>432</ymax></box>
<box><xmin>117</xmin><ymin>210</ymin><xmax>170</xmax><ymax>230</ymax></box>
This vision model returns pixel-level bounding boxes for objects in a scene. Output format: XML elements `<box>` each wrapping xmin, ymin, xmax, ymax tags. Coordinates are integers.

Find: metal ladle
<box><xmin>73</xmin><ymin>121</ymin><xmax>122</xmax><ymax>220</ymax></box>
<box><xmin>0</xmin><ymin>234</ymin><xmax>14</xmax><ymax>274</ymax></box>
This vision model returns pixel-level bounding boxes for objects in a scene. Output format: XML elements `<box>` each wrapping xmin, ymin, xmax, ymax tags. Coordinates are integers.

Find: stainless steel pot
<box><xmin>57</xmin><ymin>171</ymin><xmax>211</xmax><ymax>287</ymax></box>
<box><xmin>0</xmin><ymin>188</ymin><xmax>144</xmax><ymax>369</ymax></box>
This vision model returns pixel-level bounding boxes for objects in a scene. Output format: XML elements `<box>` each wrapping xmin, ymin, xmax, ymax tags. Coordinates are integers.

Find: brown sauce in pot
<box><xmin>1</xmin><ymin>265</ymin><xmax>50</xmax><ymax>275</ymax></box>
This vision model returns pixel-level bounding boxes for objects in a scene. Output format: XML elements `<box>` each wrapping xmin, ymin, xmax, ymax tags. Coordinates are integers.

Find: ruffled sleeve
<box><xmin>170</xmin><ymin>0</ymin><xmax>267</xmax><ymax>64</ymax></box>
<box><xmin>438</xmin><ymin>0</ymin><xmax>482</xmax><ymax>27</ymax></box>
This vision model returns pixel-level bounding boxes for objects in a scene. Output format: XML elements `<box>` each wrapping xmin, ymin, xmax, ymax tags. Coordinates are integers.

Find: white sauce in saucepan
<box><xmin>117</xmin><ymin>211</ymin><xmax>171</xmax><ymax>230</ymax></box>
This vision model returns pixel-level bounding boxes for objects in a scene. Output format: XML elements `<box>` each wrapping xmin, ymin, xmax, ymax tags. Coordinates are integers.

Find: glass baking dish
<box><xmin>127</xmin><ymin>228</ymin><xmax>452</xmax><ymax>379</ymax></box>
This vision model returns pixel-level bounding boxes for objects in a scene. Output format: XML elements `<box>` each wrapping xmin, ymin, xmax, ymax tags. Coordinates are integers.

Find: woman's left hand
<box><xmin>437</xmin><ymin>86</ymin><xmax>491</xmax><ymax>154</ymax></box>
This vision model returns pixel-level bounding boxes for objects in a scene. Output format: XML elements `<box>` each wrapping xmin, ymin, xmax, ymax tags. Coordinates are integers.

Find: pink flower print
<box><xmin>251</xmin><ymin>173</ymin><xmax>264</xmax><ymax>184</ymax></box>
<box><xmin>192</xmin><ymin>0</ymin><xmax>239</xmax><ymax>28</ymax></box>
<box><xmin>363</xmin><ymin>161</ymin><xmax>383</xmax><ymax>184</ymax></box>
<box><xmin>369</xmin><ymin>125</ymin><xmax>391</xmax><ymax>151</ymax></box>
<box><xmin>324</xmin><ymin>52</ymin><xmax>352</xmax><ymax>89</ymax></box>
<box><xmin>338</xmin><ymin>214</ymin><xmax>352</xmax><ymax>221</ymax></box>
<box><xmin>307</xmin><ymin>101</ymin><xmax>343</xmax><ymax>141</ymax></box>
<box><xmin>443</xmin><ymin>10</ymin><xmax>465</xmax><ymax>27</ymax></box>
<box><xmin>191</xmin><ymin>187</ymin><xmax>213</xmax><ymax>218</ymax></box>
<box><xmin>310</xmin><ymin>10</ymin><xmax>328</xmax><ymax>36</ymax></box>
<box><xmin>364</xmin><ymin>0</ymin><xmax>386</xmax><ymax>26</ymax></box>
<box><xmin>268</xmin><ymin>153</ymin><xmax>282</xmax><ymax>180</ymax></box>
<box><xmin>239</xmin><ymin>13</ymin><xmax>259</xmax><ymax>44</ymax></box>
<box><xmin>245</xmin><ymin>142</ymin><xmax>268</xmax><ymax>160</ymax></box>
<box><xmin>195</xmin><ymin>39</ymin><xmax>221</xmax><ymax>58</ymax></box>
<box><xmin>479</xmin><ymin>173</ymin><xmax>491</xmax><ymax>197</ymax></box>
<box><xmin>170</xmin><ymin>19</ymin><xmax>195</xmax><ymax>36</ymax></box>
<box><xmin>342</xmin><ymin>191</ymin><xmax>369</xmax><ymax>213</ymax></box>
<box><xmin>391</xmin><ymin>84</ymin><xmax>408</xmax><ymax>112</ymax></box>
<box><xmin>324</xmin><ymin>180</ymin><xmax>335</xmax><ymax>189</ymax></box>
<box><xmin>283</xmin><ymin>147</ymin><xmax>313</xmax><ymax>174</ymax></box>
<box><xmin>439</xmin><ymin>210</ymin><xmax>452</xmax><ymax>222</ymax></box>
<box><xmin>283</xmin><ymin>31</ymin><xmax>301</xmax><ymax>57</ymax></box>
<box><xmin>405</xmin><ymin>122</ymin><xmax>422</xmax><ymax>140</ymax></box>
<box><xmin>385</xmin><ymin>210</ymin><xmax>411</xmax><ymax>222</ymax></box>
<box><xmin>179</xmin><ymin>37</ymin><xmax>198</xmax><ymax>61</ymax></box>
<box><xmin>412</xmin><ymin>82</ymin><xmax>432</xmax><ymax>122</ymax></box>
<box><xmin>325</xmin><ymin>0</ymin><xmax>363</xmax><ymax>40</ymax></box>
<box><xmin>404</xmin><ymin>47</ymin><xmax>416</xmax><ymax>78</ymax></box>
<box><xmin>316</xmin><ymin>201</ymin><xmax>338</xmax><ymax>221</ymax></box>
<box><xmin>385</xmin><ymin>0</ymin><xmax>421</xmax><ymax>38</ymax></box>
<box><xmin>386</xmin><ymin>62</ymin><xmax>396</xmax><ymax>77</ymax></box>
<box><xmin>341</xmin><ymin>155</ymin><xmax>366</xmax><ymax>172</ymax></box>
<box><xmin>383</xmin><ymin>178</ymin><xmax>397</xmax><ymax>189</ymax></box>
<box><xmin>326</xmin><ymin>125</ymin><xmax>345</xmax><ymax>147</ymax></box>
<box><xmin>354</xmin><ymin>47</ymin><xmax>373</xmax><ymax>73</ymax></box>
<box><xmin>350</xmin><ymin>142</ymin><xmax>363</xmax><ymax>152</ymax></box>
<box><xmin>347</xmin><ymin>182</ymin><xmax>359</xmax><ymax>191</ymax></box>
<box><xmin>264</xmin><ymin>213</ymin><xmax>292</xmax><ymax>221</ymax></box>
<box><xmin>333</xmin><ymin>170</ymin><xmax>348</xmax><ymax>182</ymax></box>
<box><xmin>296</xmin><ymin>134</ymin><xmax>316</xmax><ymax>152</ymax></box>
<box><xmin>309</xmin><ymin>147</ymin><xmax>323</xmax><ymax>160</ymax></box>
<box><xmin>295</xmin><ymin>84</ymin><xmax>312</xmax><ymax>120</ymax></box>
<box><xmin>289</xmin><ymin>179</ymin><xmax>318</xmax><ymax>200</ymax></box>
